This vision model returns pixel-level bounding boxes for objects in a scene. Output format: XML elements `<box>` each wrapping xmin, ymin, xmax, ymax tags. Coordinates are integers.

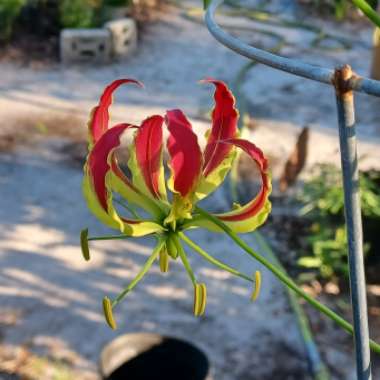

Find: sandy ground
<box><xmin>1</xmin><ymin>1</ymin><xmax>380</xmax><ymax>379</ymax></box>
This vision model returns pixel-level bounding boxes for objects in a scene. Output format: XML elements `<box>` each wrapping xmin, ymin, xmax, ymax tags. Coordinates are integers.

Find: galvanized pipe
<box><xmin>205</xmin><ymin>0</ymin><xmax>380</xmax><ymax>97</ymax></box>
<box><xmin>334</xmin><ymin>65</ymin><xmax>372</xmax><ymax>380</ymax></box>
<box><xmin>204</xmin><ymin>1</ymin><xmax>376</xmax><ymax>378</ymax></box>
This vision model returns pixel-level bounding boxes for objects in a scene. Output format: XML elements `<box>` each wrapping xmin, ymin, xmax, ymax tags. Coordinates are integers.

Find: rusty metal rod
<box><xmin>205</xmin><ymin>0</ymin><xmax>380</xmax><ymax>97</ymax></box>
<box><xmin>334</xmin><ymin>65</ymin><xmax>372</xmax><ymax>380</ymax></box>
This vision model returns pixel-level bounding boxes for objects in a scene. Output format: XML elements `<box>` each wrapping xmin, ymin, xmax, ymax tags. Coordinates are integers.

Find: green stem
<box><xmin>194</xmin><ymin>206</ymin><xmax>380</xmax><ymax>354</ymax></box>
<box><xmin>181</xmin><ymin>231</ymin><xmax>329</xmax><ymax>379</ymax></box>
<box><xmin>173</xmin><ymin>234</ymin><xmax>197</xmax><ymax>284</ymax></box>
<box><xmin>254</xmin><ymin>231</ymin><xmax>330</xmax><ymax>379</ymax></box>
<box><xmin>88</xmin><ymin>234</ymin><xmax>130</xmax><ymax>241</ymax></box>
<box><xmin>179</xmin><ymin>232</ymin><xmax>252</xmax><ymax>282</ymax></box>
<box><xmin>352</xmin><ymin>0</ymin><xmax>380</xmax><ymax>27</ymax></box>
<box><xmin>111</xmin><ymin>237</ymin><xmax>165</xmax><ymax>307</ymax></box>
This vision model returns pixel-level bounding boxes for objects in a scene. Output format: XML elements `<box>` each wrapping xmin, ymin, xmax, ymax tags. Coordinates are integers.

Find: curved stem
<box><xmin>88</xmin><ymin>234</ymin><xmax>130</xmax><ymax>241</ymax></box>
<box><xmin>254</xmin><ymin>231</ymin><xmax>330</xmax><ymax>379</ymax></box>
<box><xmin>179</xmin><ymin>232</ymin><xmax>252</xmax><ymax>282</ymax></box>
<box><xmin>352</xmin><ymin>0</ymin><xmax>380</xmax><ymax>27</ymax></box>
<box><xmin>172</xmin><ymin>234</ymin><xmax>197</xmax><ymax>285</ymax></box>
<box><xmin>194</xmin><ymin>206</ymin><xmax>380</xmax><ymax>354</ymax></box>
<box><xmin>111</xmin><ymin>237</ymin><xmax>165</xmax><ymax>307</ymax></box>
<box><xmin>181</xmin><ymin>232</ymin><xmax>329</xmax><ymax>378</ymax></box>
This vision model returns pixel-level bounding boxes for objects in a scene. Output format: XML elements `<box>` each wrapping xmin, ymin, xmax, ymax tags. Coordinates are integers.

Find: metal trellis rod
<box><xmin>204</xmin><ymin>1</ymin><xmax>380</xmax><ymax>379</ymax></box>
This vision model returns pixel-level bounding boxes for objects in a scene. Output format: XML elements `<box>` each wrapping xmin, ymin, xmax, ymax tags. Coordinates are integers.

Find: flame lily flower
<box><xmin>79</xmin><ymin>80</ymin><xmax>380</xmax><ymax>355</ymax></box>
<box><xmin>81</xmin><ymin>78</ymin><xmax>271</xmax><ymax>329</ymax></box>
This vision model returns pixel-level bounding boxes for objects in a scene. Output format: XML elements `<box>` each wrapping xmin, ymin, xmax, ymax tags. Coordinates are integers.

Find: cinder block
<box><xmin>60</xmin><ymin>29</ymin><xmax>112</xmax><ymax>64</ymax></box>
<box><xmin>104</xmin><ymin>18</ymin><xmax>137</xmax><ymax>59</ymax></box>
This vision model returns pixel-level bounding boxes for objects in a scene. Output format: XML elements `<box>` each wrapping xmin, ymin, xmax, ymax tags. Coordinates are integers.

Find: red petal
<box><xmin>218</xmin><ymin>138</ymin><xmax>270</xmax><ymax>222</ymax></box>
<box><xmin>166</xmin><ymin>109</ymin><xmax>202</xmax><ymax>197</ymax></box>
<box><xmin>90</xmin><ymin>79</ymin><xmax>142</xmax><ymax>144</ymax></box>
<box><xmin>201</xmin><ymin>79</ymin><xmax>239</xmax><ymax>177</ymax></box>
<box><xmin>135</xmin><ymin>115</ymin><xmax>165</xmax><ymax>198</ymax></box>
<box><xmin>88</xmin><ymin>124</ymin><xmax>132</xmax><ymax>211</ymax></box>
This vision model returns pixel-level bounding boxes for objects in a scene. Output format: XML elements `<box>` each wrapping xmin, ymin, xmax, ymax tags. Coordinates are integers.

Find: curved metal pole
<box><xmin>205</xmin><ymin>0</ymin><xmax>380</xmax><ymax>97</ymax></box>
<box><xmin>205</xmin><ymin>1</ymin><xmax>373</xmax><ymax>378</ymax></box>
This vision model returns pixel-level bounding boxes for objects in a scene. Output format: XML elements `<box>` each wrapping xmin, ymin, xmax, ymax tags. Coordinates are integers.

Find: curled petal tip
<box><xmin>198</xmin><ymin>78</ymin><xmax>213</xmax><ymax>84</ymax></box>
<box><xmin>198</xmin><ymin>77</ymin><xmax>219</xmax><ymax>84</ymax></box>
<box><xmin>103</xmin><ymin>296</ymin><xmax>117</xmax><ymax>330</ymax></box>
<box><xmin>115</xmin><ymin>78</ymin><xmax>144</xmax><ymax>88</ymax></box>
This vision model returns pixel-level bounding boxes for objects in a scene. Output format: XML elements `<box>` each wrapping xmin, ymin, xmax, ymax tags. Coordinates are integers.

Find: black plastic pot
<box><xmin>100</xmin><ymin>332</ymin><xmax>211</xmax><ymax>380</ymax></box>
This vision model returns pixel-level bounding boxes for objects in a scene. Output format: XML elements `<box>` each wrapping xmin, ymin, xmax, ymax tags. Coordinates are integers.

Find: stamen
<box><xmin>111</xmin><ymin>238</ymin><xmax>165</xmax><ymax>308</ymax></box>
<box><xmin>174</xmin><ymin>235</ymin><xmax>196</xmax><ymax>285</ymax></box>
<box><xmin>87</xmin><ymin>234</ymin><xmax>130</xmax><ymax>241</ymax></box>
<box><xmin>166</xmin><ymin>234</ymin><xmax>178</xmax><ymax>259</ymax></box>
<box><xmin>250</xmin><ymin>270</ymin><xmax>262</xmax><ymax>301</ymax></box>
<box><xmin>172</xmin><ymin>234</ymin><xmax>207</xmax><ymax>316</ymax></box>
<box><xmin>159</xmin><ymin>247</ymin><xmax>170</xmax><ymax>273</ymax></box>
<box><xmin>80</xmin><ymin>228</ymin><xmax>90</xmax><ymax>261</ymax></box>
<box><xmin>179</xmin><ymin>232</ymin><xmax>252</xmax><ymax>282</ymax></box>
<box><xmin>193</xmin><ymin>283</ymin><xmax>207</xmax><ymax>316</ymax></box>
<box><xmin>103</xmin><ymin>296</ymin><xmax>117</xmax><ymax>330</ymax></box>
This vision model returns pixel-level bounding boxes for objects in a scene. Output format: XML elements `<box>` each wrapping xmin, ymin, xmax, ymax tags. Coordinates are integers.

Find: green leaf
<box><xmin>298</xmin><ymin>257</ymin><xmax>322</xmax><ymax>268</ymax></box>
<box><xmin>203</xmin><ymin>0</ymin><xmax>212</xmax><ymax>10</ymax></box>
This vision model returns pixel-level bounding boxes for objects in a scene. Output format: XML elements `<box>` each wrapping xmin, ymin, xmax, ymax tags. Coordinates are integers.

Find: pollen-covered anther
<box><xmin>80</xmin><ymin>228</ymin><xmax>90</xmax><ymax>261</ymax></box>
<box><xmin>193</xmin><ymin>283</ymin><xmax>207</xmax><ymax>316</ymax></box>
<box><xmin>103</xmin><ymin>296</ymin><xmax>117</xmax><ymax>330</ymax></box>
<box><xmin>159</xmin><ymin>247</ymin><xmax>170</xmax><ymax>273</ymax></box>
<box><xmin>250</xmin><ymin>270</ymin><xmax>262</xmax><ymax>301</ymax></box>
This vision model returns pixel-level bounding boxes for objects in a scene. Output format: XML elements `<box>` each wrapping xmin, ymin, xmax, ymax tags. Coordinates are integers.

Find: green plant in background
<box><xmin>59</xmin><ymin>0</ymin><xmax>98</xmax><ymax>28</ymax></box>
<box><xmin>0</xmin><ymin>0</ymin><xmax>26</xmax><ymax>41</ymax></box>
<box><xmin>334</xmin><ymin>0</ymin><xmax>350</xmax><ymax>19</ymax></box>
<box><xmin>352</xmin><ymin>0</ymin><xmax>380</xmax><ymax>27</ymax></box>
<box><xmin>298</xmin><ymin>163</ymin><xmax>380</xmax><ymax>279</ymax></box>
<box><xmin>104</xmin><ymin>0</ymin><xmax>129</xmax><ymax>6</ymax></box>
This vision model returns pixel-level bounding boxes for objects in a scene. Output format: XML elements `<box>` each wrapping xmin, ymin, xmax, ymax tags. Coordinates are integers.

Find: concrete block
<box><xmin>60</xmin><ymin>29</ymin><xmax>112</xmax><ymax>64</ymax></box>
<box><xmin>105</xmin><ymin>18</ymin><xmax>137</xmax><ymax>59</ymax></box>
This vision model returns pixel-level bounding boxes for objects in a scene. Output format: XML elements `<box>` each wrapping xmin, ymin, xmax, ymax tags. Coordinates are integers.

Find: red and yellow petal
<box><xmin>83</xmin><ymin>125</ymin><xmax>164</xmax><ymax>236</ymax></box>
<box><xmin>164</xmin><ymin>109</ymin><xmax>203</xmax><ymax>225</ymax></box>
<box><xmin>87</xmin><ymin>124</ymin><xmax>130</xmax><ymax>212</ymax></box>
<box><xmin>201</xmin><ymin>79</ymin><xmax>239</xmax><ymax>177</ymax></box>
<box><xmin>88</xmin><ymin>78</ymin><xmax>142</xmax><ymax>148</ymax></box>
<box><xmin>189</xmin><ymin>138</ymin><xmax>271</xmax><ymax>234</ymax></box>
<box><xmin>166</xmin><ymin>109</ymin><xmax>203</xmax><ymax>197</ymax></box>
<box><xmin>129</xmin><ymin>115</ymin><xmax>167</xmax><ymax>201</ymax></box>
<box><xmin>194</xmin><ymin>79</ymin><xmax>239</xmax><ymax>202</ymax></box>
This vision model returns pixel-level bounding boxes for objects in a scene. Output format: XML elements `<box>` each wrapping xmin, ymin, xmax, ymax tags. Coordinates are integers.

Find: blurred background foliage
<box><xmin>298</xmin><ymin>163</ymin><xmax>380</xmax><ymax>280</ymax></box>
<box><xmin>0</xmin><ymin>0</ymin><xmax>26</xmax><ymax>41</ymax></box>
<box><xmin>0</xmin><ymin>0</ymin><xmax>131</xmax><ymax>42</ymax></box>
<box><xmin>2</xmin><ymin>0</ymin><xmax>379</xmax><ymax>43</ymax></box>
<box><xmin>300</xmin><ymin>0</ymin><xmax>378</xmax><ymax>19</ymax></box>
